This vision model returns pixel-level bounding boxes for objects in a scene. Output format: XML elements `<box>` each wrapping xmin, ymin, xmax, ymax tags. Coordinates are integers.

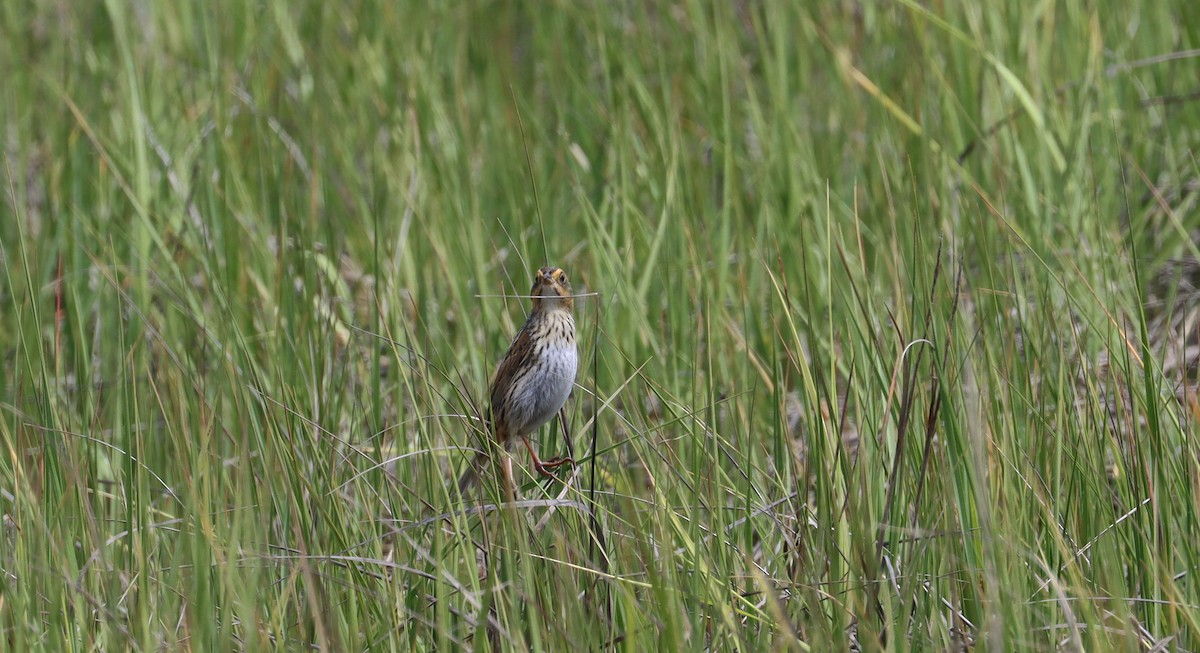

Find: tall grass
<box><xmin>2</xmin><ymin>1</ymin><xmax>1199</xmax><ymax>650</ymax></box>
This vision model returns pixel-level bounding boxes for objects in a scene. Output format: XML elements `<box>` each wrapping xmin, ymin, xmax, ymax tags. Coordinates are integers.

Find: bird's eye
<box><xmin>558</xmin><ymin>272</ymin><xmax>568</xmax><ymax>284</ymax></box>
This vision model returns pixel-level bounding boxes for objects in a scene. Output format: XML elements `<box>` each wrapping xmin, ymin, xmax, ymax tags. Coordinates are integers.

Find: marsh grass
<box><xmin>3</xmin><ymin>1</ymin><xmax>1200</xmax><ymax>650</ymax></box>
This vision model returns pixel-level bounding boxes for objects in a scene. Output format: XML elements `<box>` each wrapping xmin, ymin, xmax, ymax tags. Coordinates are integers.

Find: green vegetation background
<box><xmin>3</xmin><ymin>1</ymin><xmax>1199</xmax><ymax>650</ymax></box>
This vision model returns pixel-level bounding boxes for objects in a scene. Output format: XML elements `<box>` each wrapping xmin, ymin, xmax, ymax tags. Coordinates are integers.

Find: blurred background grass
<box><xmin>2</xmin><ymin>1</ymin><xmax>1200</xmax><ymax>650</ymax></box>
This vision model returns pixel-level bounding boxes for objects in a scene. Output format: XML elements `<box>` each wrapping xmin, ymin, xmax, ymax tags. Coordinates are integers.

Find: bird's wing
<box><xmin>488</xmin><ymin>321</ymin><xmax>536</xmax><ymax>437</ymax></box>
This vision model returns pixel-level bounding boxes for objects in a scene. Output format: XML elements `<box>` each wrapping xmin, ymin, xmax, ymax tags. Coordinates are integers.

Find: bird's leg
<box><xmin>521</xmin><ymin>435</ymin><xmax>574</xmax><ymax>477</ymax></box>
<box><xmin>538</xmin><ymin>407</ymin><xmax>576</xmax><ymax>471</ymax></box>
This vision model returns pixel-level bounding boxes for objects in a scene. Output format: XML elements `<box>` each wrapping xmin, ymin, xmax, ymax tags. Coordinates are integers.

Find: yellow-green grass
<box><xmin>3</xmin><ymin>2</ymin><xmax>1199</xmax><ymax>650</ymax></box>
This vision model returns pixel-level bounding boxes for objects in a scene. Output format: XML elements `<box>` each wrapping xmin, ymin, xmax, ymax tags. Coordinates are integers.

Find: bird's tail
<box><xmin>456</xmin><ymin>450</ymin><xmax>489</xmax><ymax>493</ymax></box>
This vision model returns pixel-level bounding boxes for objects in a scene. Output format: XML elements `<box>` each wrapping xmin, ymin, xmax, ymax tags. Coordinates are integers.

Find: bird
<box><xmin>458</xmin><ymin>266</ymin><xmax>578</xmax><ymax>494</ymax></box>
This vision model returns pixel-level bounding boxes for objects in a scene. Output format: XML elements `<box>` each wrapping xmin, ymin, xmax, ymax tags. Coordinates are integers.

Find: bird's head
<box><xmin>529</xmin><ymin>266</ymin><xmax>574</xmax><ymax>312</ymax></box>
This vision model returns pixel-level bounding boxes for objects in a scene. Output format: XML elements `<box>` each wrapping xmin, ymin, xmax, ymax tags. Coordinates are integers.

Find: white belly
<box><xmin>512</xmin><ymin>342</ymin><xmax>577</xmax><ymax>435</ymax></box>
